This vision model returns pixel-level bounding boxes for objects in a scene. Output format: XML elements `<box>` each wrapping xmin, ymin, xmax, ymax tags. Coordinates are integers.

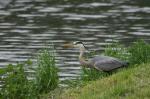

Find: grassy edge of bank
<box><xmin>45</xmin><ymin>63</ymin><xmax>150</xmax><ymax>99</ymax></box>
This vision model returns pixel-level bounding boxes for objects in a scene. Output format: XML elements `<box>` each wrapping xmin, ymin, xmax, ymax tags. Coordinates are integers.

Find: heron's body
<box><xmin>65</xmin><ymin>41</ymin><xmax>129</xmax><ymax>72</ymax></box>
<box><xmin>87</xmin><ymin>55</ymin><xmax>128</xmax><ymax>71</ymax></box>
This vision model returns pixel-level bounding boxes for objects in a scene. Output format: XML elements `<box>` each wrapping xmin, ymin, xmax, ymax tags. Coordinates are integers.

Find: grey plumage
<box><xmin>88</xmin><ymin>56</ymin><xmax>128</xmax><ymax>71</ymax></box>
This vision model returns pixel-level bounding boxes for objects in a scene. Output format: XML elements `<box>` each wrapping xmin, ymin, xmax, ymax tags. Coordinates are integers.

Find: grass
<box><xmin>81</xmin><ymin>68</ymin><xmax>109</xmax><ymax>81</ymax></box>
<box><xmin>35</xmin><ymin>47</ymin><xmax>59</xmax><ymax>93</ymax></box>
<box><xmin>129</xmin><ymin>40</ymin><xmax>150</xmax><ymax>65</ymax></box>
<box><xmin>59</xmin><ymin>63</ymin><xmax>150</xmax><ymax>99</ymax></box>
<box><xmin>0</xmin><ymin>46</ymin><xmax>58</xmax><ymax>99</ymax></box>
<box><xmin>104</xmin><ymin>43</ymin><xmax>129</xmax><ymax>61</ymax></box>
<box><xmin>104</xmin><ymin>40</ymin><xmax>150</xmax><ymax>65</ymax></box>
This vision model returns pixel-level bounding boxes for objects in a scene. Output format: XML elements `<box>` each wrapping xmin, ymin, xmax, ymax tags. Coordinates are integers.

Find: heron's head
<box><xmin>63</xmin><ymin>41</ymin><xmax>86</xmax><ymax>51</ymax></box>
<box><xmin>73</xmin><ymin>41</ymin><xmax>86</xmax><ymax>51</ymax></box>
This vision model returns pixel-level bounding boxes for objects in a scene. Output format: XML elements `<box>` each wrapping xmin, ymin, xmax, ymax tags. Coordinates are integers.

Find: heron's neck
<box><xmin>79</xmin><ymin>49</ymin><xmax>90</xmax><ymax>67</ymax></box>
<box><xmin>79</xmin><ymin>49</ymin><xmax>84</xmax><ymax>59</ymax></box>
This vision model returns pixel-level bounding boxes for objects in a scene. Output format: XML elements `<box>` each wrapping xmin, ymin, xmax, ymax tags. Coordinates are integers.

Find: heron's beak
<box><xmin>63</xmin><ymin>43</ymin><xmax>74</xmax><ymax>48</ymax></box>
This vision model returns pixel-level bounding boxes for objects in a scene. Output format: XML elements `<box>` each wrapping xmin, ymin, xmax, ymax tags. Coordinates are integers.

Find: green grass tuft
<box><xmin>104</xmin><ymin>43</ymin><xmax>129</xmax><ymax>61</ymax></box>
<box><xmin>104</xmin><ymin>40</ymin><xmax>150</xmax><ymax>65</ymax></box>
<box><xmin>35</xmin><ymin>47</ymin><xmax>59</xmax><ymax>93</ymax></box>
<box><xmin>129</xmin><ymin>40</ymin><xmax>150</xmax><ymax>65</ymax></box>
<box><xmin>81</xmin><ymin>68</ymin><xmax>109</xmax><ymax>81</ymax></box>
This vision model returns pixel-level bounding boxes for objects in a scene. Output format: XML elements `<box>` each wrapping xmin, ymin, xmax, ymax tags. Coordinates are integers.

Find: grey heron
<box><xmin>64</xmin><ymin>41</ymin><xmax>128</xmax><ymax>72</ymax></box>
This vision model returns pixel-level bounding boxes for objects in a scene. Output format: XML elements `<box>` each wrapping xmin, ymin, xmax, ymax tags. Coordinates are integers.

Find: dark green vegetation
<box><xmin>0</xmin><ymin>61</ymin><xmax>37</xmax><ymax>99</ymax></box>
<box><xmin>129</xmin><ymin>41</ymin><xmax>150</xmax><ymax>65</ymax></box>
<box><xmin>105</xmin><ymin>40</ymin><xmax>150</xmax><ymax>65</ymax></box>
<box><xmin>0</xmin><ymin>47</ymin><xmax>58</xmax><ymax>99</ymax></box>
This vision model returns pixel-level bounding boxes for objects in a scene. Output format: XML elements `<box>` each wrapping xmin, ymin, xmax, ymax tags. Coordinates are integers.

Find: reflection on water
<box><xmin>0</xmin><ymin>0</ymin><xmax>150</xmax><ymax>80</ymax></box>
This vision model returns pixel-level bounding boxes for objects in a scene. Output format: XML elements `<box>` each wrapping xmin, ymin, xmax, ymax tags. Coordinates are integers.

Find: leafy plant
<box><xmin>0</xmin><ymin>45</ymin><xmax>59</xmax><ymax>98</ymax></box>
<box><xmin>0</xmin><ymin>62</ymin><xmax>37</xmax><ymax>99</ymax></box>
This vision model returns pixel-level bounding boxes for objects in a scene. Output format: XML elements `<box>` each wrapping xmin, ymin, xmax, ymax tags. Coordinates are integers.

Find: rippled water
<box><xmin>0</xmin><ymin>0</ymin><xmax>150</xmax><ymax>80</ymax></box>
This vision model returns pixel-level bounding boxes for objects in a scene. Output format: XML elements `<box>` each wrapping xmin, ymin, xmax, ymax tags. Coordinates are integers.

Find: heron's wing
<box><xmin>93</xmin><ymin>57</ymin><xmax>125</xmax><ymax>71</ymax></box>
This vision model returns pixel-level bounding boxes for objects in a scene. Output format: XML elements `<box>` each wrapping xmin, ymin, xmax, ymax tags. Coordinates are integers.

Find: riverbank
<box><xmin>47</xmin><ymin>63</ymin><xmax>150</xmax><ymax>99</ymax></box>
